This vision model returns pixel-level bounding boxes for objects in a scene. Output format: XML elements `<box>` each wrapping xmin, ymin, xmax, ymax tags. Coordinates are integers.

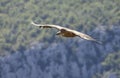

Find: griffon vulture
<box><xmin>31</xmin><ymin>21</ymin><xmax>101</xmax><ymax>44</ymax></box>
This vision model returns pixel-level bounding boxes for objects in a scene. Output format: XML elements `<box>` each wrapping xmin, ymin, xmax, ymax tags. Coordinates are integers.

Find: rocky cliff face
<box><xmin>0</xmin><ymin>25</ymin><xmax>120</xmax><ymax>78</ymax></box>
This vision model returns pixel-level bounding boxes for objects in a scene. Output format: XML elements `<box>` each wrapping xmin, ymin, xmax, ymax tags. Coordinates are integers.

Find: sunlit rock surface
<box><xmin>0</xmin><ymin>26</ymin><xmax>120</xmax><ymax>78</ymax></box>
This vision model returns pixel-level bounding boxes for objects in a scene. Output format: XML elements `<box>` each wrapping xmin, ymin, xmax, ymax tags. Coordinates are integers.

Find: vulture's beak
<box><xmin>56</xmin><ymin>31</ymin><xmax>61</xmax><ymax>35</ymax></box>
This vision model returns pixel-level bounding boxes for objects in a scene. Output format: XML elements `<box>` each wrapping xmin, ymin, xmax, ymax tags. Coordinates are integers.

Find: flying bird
<box><xmin>31</xmin><ymin>21</ymin><xmax>101</xmax><ymax>44</ymax></box>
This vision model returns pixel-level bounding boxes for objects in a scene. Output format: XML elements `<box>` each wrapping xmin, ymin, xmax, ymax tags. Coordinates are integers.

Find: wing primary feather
<box><xmin>89</xmin><ymin>38</ymin><xmax>102</xmax><ymax>44</ymax></box>
<box><xmin>31</xmin><ymin>21</ymin><xmax>63</xmax><ymax>30</ymax></box>
<box><xmin>31</xmin><ymin>21</ymin><xmax>47</xmax><ymax>29</ymax></box>
<box><xmin>31</xmin><ymin>21</ymin><xmax>41</xmax><ymax>27</ymax></box>
<box><xmin>74</xmin><ymin>31</ymin><xmax>102</xmax><ymax>44</ymax></box>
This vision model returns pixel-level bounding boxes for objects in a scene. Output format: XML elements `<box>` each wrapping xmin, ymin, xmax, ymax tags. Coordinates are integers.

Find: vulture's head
<box><xmin>56</xmin><ymin>29</ymin><xmax>66</xmax><ymax>35</ymax></box>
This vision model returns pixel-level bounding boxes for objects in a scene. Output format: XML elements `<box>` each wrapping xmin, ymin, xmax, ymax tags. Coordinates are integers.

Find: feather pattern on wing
<box><xmin>31</xmin><ymin>21</ymin><xmax>63</xmax><ymax>30</ymax></box>
<box><xmin>31</xmin><ymin>21</ymin><xmax>102</xmax><ymax>44</ymax></box>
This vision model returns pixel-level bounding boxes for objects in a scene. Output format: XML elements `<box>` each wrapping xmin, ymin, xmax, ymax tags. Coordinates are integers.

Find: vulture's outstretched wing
<box><xmin>31</xmin><ymin>21</ymin><xmax>102</xmax><ymax>44</ymax></box>
<box><xmin>70</xmin><ymin>30</ymin><xmax>102</xmax><ymax>44</ymax></box>
<box><xmin>31</xmin><ymin>21</ymin><xmax>64</xmax><ymax>30</ymax></box>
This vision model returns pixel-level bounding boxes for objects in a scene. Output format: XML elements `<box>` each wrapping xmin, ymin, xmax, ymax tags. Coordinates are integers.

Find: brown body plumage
<box><xmin>31</xmin><ymin>21</ymin><xmax>101</xmax><ymax>44</ymax></box>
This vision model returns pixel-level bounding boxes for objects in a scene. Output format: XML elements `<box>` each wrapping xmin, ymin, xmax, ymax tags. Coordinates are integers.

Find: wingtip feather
<box><xmin>31</xmin><ymin>21</ymin><xmax>40</xmax><ymax>26</ymax></box>
<box><xmin>94</xmin><ymin>40</ymin><xmax>102</xmax><ymax>44</ymax></box>
<box><xmin>31</xmin><ymin>21</ymin><xmax>34</xmax><ymax>25</ymax></box>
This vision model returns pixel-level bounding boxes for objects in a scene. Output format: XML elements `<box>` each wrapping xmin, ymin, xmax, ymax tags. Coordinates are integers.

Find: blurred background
<box><xmin>0</xmin><ymin>0</ymin><xmax>120</xmax><ymax>78</ymax></box>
